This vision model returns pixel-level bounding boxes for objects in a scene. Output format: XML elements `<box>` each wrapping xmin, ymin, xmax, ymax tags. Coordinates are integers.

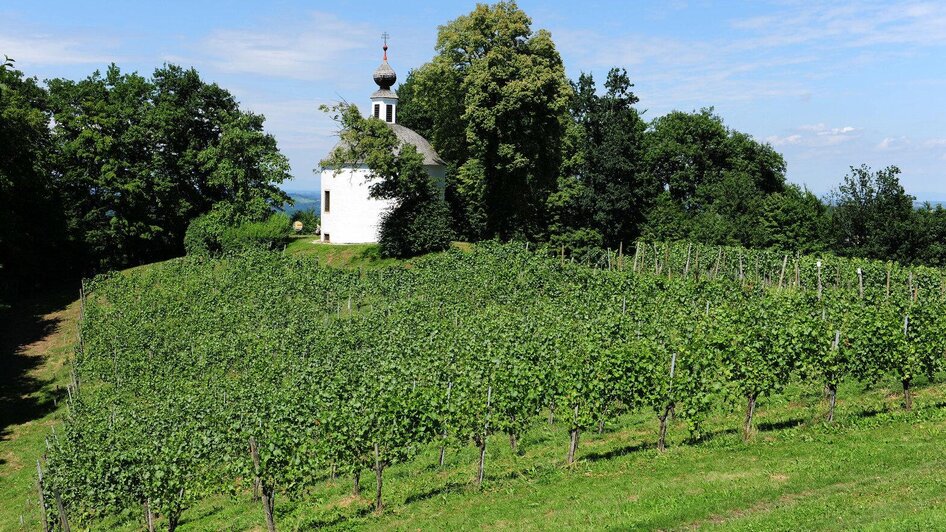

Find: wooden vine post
<box><xmin>36</xmin><ymin>460</ymin><xmax>49</xmax><ymax>532</ymax></box>
<box><xmin>816</xmin><ymin>260</ymin><xmax>823</xmax><ymax>301</ymax></box>
<box><xmin>826</xmin><ymin>330</ymin><xmax>841</xmax><ymax>423</ymax></box>
<box><xmin>857</xmin><ymin>268</ymin><xmax>864</xmax><ymax>299</ymax></box>
<box><xmin>249</xmin><ymin>437</ymin><xmax>276</xmax><ymax>531</ymax></box>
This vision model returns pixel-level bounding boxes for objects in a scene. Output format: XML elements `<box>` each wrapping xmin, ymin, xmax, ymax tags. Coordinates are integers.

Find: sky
<box><xmin>2</xmin><ymin>0</ymin><xmax>945</xmax><ymax>199</ymax></box>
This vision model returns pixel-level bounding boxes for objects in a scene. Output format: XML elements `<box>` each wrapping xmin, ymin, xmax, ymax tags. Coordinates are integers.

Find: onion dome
<box><xmin>373</xmin><ymin>42</ymin><xmax>397</xmax><ymax>90</ymax></box>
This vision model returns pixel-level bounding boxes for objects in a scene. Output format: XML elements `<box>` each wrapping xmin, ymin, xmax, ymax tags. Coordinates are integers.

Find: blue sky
<box><xmin>3</xmin><ymin>0</ymin><xmax>945</xmax><ymax>198</ymax></box>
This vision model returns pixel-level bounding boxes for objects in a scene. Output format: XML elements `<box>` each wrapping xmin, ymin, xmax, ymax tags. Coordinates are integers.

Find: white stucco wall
<box><xmin>320</xmin><ymin>166</ymin><xmax>393</xmax><ymax>244</ymax></box>
<box><xmin>320</xmin><ymin>163</ymin><xmax>446</xmax><ymax>244</ymax></box>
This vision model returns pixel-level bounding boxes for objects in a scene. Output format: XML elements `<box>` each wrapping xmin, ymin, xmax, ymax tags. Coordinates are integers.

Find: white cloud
<box><xmin>766</xmin><ymin>134</ymin><xmax>802</xmax><ymax>146</ymax></box>
<box><xmin>196</xmin><ymin>13</ymin><xmax>374</xmax><ymax>81</ymax></box>
<box><xmin>0</xmin><ymin>32</ymin><xmax>119</xmax><ymax>66</ymax></box>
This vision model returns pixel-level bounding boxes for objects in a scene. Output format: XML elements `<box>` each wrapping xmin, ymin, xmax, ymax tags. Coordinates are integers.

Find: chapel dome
<box><xmin>325</xmin><ymin>122</ymin><xmax>445</xmax><ymax>167</ymax></box>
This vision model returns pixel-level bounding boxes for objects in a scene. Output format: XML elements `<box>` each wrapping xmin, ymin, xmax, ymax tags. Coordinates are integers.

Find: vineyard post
<box><xmin>144</xmin><ymin>499</ymin><xmax>155</xmax><ymax>532</ymax></box>
<box><xmin>560</xmin><ymin>245</ymin><xmax>565</xmax><ymax>265</ymax></box>
<box><xmin>36</xmin><ymin>460</ymin><xmax>48</xmax><ymax>532</ymax></box>
<box><xmin>477</xmin><ymin>386</ymin><xmax>492</xmax><ymax>487</ymax></box>
<box><xmin>902</xmin><ymin>315</ymin><xmax>912</xmax><ymax>411</ymax></box>
<box><xmin>618</xmin><ymin>242</ymin><xmax>624</xmax><ymax>271</ymax></box>
<box><xmin>567</xmin><ymin>404</ymin><xmax>580</xmax><ymax>466</ymax></box>
<box><xmin>794</xmin><ymin>259</ymin><xmax>800</xmax><ymax>288</ymax></box>
<box><xmin>857</xmin><ymin>268</ymin><xmax>864</xmax><ymax>299</ymax></box>
<box><xmin>664</xmin><ymin>244</ymin><xmax>671</xmax><ymax>279</ymax></box>
<box><xmin>249</xmin><ymin>437</ymin><xmax>276</xmax><ymax>532</ymax></box>
<box><xmin>607</xmin><ymin>249</ymin><xmax>612</xmax><ymax>271</ymax></box>
<box><xmin>658</xmin><ymin>351</ymin><xmax>677</xmax><ymax>453</ymax></box>
<box><xmin>353</xmin><ymin>470</ymin><xmax>361</xmax><ymax>496</ymax></box>
<box><xmin>713</xmin><ymin>248</ymin><xmax>722</xmax><ymax>279</ymax></box>
<box><xmin>738</xmin><ymin>253</ymin><xmax>744</xmax><ymax>283</ymax></box>
<box><xmin>778</xmin><ymin>255</ymin><xmax>787</xmax><ymax>289</ymax></box>
<box><xmin>439</xmin><ymin>381</ymin><xmax>453</xmax><ymax>467</ymax></box>
<box><xmin>826</xmin><ymin>330</ymin><xmax>840</xmax><ymax>423</ymax></box>
<box><xmin>909</xmin><ymin>270</ymin><xmax>914</xmax><ymax>298</ymax></box>
<box><xmin>374</xmin><ymin>443</ymin><xmax>384</xmax><ymax>512</ymax></box>
<box><xmin>816</xmin><ymin>260</ymin><xmax>823</xmax><ymax>301</ymax></box>
<box><xmin>684</xmin><ymin>243</ymin><xmax>692</xmax><ymax>277</ymax></box>
<box><xmin>54</xmin><ymin>490</ymin><xmax>70</xmax><ymax>532</ymax></box>
<box><xmin>653</xmin><ymin>243</ymin><xmax>660</xmax><ymax>275</ymax></box>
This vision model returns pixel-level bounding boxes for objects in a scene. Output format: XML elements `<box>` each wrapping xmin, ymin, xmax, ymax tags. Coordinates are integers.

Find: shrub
<box><xmin>291</xmin><ymin>209</ymin><xmax>320</xmax><ymax>234</ymax></box>
<box><xmin>378</xmin><ymin>197</ymin><xmax>453</xmax><ymax>258</ymax></box>
<box><xmin>220</xmin><ymin>213</ymin><xmax>293</xmax><ymax>253</ymax></box>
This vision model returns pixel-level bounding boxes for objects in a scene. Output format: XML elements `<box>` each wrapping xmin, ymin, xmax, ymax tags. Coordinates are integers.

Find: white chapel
<box><xmin>319</xmin><ymin>39</ymin><xmax>446</xmax><ymax>244</ymax></box>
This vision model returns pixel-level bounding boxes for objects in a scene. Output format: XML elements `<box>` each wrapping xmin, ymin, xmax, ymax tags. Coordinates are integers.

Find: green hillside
<box><xmin>4</xmin><ymin>242</ymin><xmax>942</xmax><ymax>531</ymax></box>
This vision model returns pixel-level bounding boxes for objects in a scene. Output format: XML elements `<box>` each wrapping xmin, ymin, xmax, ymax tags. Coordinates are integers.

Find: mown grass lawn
<box><xmin>4</xmin><ymin>270</ymin><xmax>946</xmax><ymax>531</ymax></box>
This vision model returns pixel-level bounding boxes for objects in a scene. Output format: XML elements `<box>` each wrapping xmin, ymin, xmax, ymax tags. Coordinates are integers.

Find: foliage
<box><xmin>220</xmin><ymin>213</ymin><xmax>293</xmax><ymax>253</ymax></box>
<box><xmin>43</xmin><ymin>237</ymin><xmax>946</xmax><ymax>529</ymax></box>
<box><xmin>0</xmin><ymin>62</ymin><xmax>69</xmax><ymax>299</ymax></box>
<box><xmin>827</xmin><ymin>164</ymin><xmax>916</xmax><ymax>262</ymax></box>
<box><xmin>46</xmin><ymin>63</ymin><xmax>291</xmax><ymax>272</ymax></box>
<box><xmin>397</xmin><ymin>1</ymin><xmax>572</xmax><ymax>240</ymax></box>
<box><xmin>290</xmin><ymin>209</ymin><xmax>320</xmax><ymax>234</ymax></box>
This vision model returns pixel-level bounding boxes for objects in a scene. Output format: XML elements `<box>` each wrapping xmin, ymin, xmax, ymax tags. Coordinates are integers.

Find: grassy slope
<box><xmin>162</xmin><ymin>378</ymin><xmax>946</xmax><ymax>531</ymax></box>
<box><xmin>4</xmin><ymin>249</ymin><xmax>946</xmax><ymax>530</ymax></box>
<box><xmin>0</xmin><ymin>287</ymin><xmax>78</xmax><ymax>531</ymax></box>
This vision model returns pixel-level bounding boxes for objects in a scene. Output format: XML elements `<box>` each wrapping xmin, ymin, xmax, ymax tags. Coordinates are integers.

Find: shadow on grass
<box><xmin>583</xmin><ymin>441</ymin><xmax>651</xmax><ymax>462</ymax></box>
<box><xmin>404</xmin><ymin>481</ymin><xmax>466</xmax><ymax>504</ymax></box>
<box><xmin>757</xmin><ymin>417</ymin><xmax>806</xmax><ymax>431</ymax></box>
<box><xmin>301</xmin><ymin>505</ymin><xmax>374</xmax><ymax>529</ymax></box>
<box><xmin>0</xmin><ymin>285</ymin><xmax>74</xmax><ymax>441</ymax></box>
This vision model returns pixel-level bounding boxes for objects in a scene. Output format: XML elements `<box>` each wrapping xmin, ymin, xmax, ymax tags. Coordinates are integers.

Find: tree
<box><xmin>321</xmin><ymin>103</ymin><xmax>452</xmax><ymax>258</ymax></box>
<box><xmin>0</xmin><ymin>60</ymin><xmax>69</xmax><ymax>299</ymax></box>
<box><xmin>640</xmin><ymin>108</ymin><xmax>787</xmax><ymax>247</ymax></box>
<box><xmin>568</xmin><ymin>69</ymin><xmax>657</xmax><ymax>247</ymax></box>
<box><xmin>754</xmin><ymin>184</ymin><xmax>826</xmax><ymax>253</ymax></box>
<box><xmin>47</xmin><ymin>64</ymin><xmax>290</xmax><ymax>272</ymax></box>
<box><xmin>397</xmin><ymin>1</ymin><xmax>572</xmax><ymax>240</ymax></box>
<box><xmin>826</xmin><ymin>165</ymin><xmax>915</xmax><ymax>262</ymax></box>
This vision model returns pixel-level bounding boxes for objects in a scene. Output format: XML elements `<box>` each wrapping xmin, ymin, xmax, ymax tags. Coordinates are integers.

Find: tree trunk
<box><xmin>438</xmin><ymin>442</ymin><xmax>447</xmax><ymax>467</ymax></box>
<box><xmin>374</xmin><ymin>443</ymin><xmax>385</xmax><ymax>513</ymax></box>
<box><xmin>168</xmin><ymin>513</ymin><xmax>179</xmax><ymax>532</ymax></box>
<box><xmin>902</xmin><ymin>378</ymin><xmax>913</xmax><ymax>411</ymax></box>
<box><xmin>742</xmin><ymin>393</ymin><xmax>758</xmax><ymax>442</ymax></box>
<box><xmin>476</xmin><ymin>435</ymin><xmax>487</xmax><ymax>487</ymax></box>
<box><xmin>657</xmin><ymin>403</ymin><xmax>673</xmax><ymax>452</ymax></box>
<box><xmin>567</xmin><ymin>428</ymin><xmax>580</xmax><ymax>465</ymax></box>
<box><xmin>508</xmin><ymin>431</ymin><xmax>517</xmax><ymax>453</ymax></box>
<box><xmin>598</xmin><ymin>417</ymin><xmax>606</xmax><ymax>435</ymax></box>
<box><xmin>548</xmin><ymin>405</ymin><xmax>555</xmax><ymax>425</ymax></box>
<box><xmin>353</xmin><ymin>469</ymin><xmax>361</xmax><ymax>496</ymax></box>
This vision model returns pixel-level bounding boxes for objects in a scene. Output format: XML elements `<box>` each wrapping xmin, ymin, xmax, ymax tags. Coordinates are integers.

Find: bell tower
<box><xmin>370</xmin><ymin>32</ymin><xmax>398</xmax><ymax>124</ymax></box>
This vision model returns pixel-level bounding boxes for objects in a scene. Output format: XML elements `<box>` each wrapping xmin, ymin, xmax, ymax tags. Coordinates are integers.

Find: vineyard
<box><xmin>38</xmin><ymin>241</ymin><xmax>946</xmax><ymax>530</ymax></box>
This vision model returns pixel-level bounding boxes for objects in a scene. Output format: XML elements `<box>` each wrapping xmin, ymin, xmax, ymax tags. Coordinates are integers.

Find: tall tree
<box><xmin>826</xmin><ymin>164</ymin><xmax>915</xmax><ymax>262</ymax></box>
<box><xmin>47</xmin><ymin>64</ymin><xmax>290</xmax><ymax>271</ymax></box>
<box><xmin>397</xmin><ymin>1</ymin><xmax>571</xmax><ymax>240</ymax></box>
<box><xmin>640</xmin><ymin>108</ymin><xmax>787</xmax><ymax>247</ymax></box>
<box><xmin>569</xmin><ymin>69</ymin><xmax>657</xmax><ymax>247</ymax></box>
<box><xmin>0</xmin><ymin>60</ymin><xmax>68</xmax><ymax>298</ymax></box>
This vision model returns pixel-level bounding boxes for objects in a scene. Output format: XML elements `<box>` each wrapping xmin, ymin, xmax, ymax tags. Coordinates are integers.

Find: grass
<box><xmin>0</xmin><ymin>286</ymin><xmax>78</xmax><ymax>531</ymax></box>
<box><xmin>4</xmin><ymin>262</ymin><xmax>946</xmax><ymax>530</ymax></box>
<box><xmin>145</xmin><ymin>377</ymin><xmax>945</xmax><ymax>531</ymax></box>
<box><xmin>284</xmin><ymin>236</ymin><xmax>402</xmax><ymax>269</ymax></box>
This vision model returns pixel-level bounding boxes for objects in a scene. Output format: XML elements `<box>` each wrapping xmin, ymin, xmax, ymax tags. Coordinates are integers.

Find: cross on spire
<box><xmin>381</xmin><ymin>32</ymin><xmax>389</xmax><ymax>60</ymax></box>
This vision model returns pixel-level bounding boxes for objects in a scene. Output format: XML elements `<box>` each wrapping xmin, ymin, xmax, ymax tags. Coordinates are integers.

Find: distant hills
<box><xmin>282</xmin><ymin>191</ymin><xmax>321</xmax><ymax>216</ymax></box>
